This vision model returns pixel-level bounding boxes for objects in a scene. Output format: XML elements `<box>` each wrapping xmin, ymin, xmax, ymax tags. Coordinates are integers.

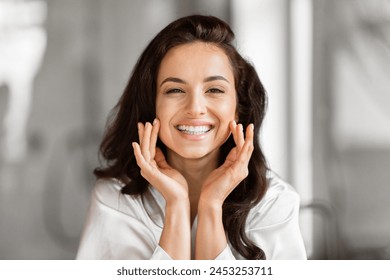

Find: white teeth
<box><xmin>176</xmin><ymin>125</ymin><xmax>212</xmax><ymax>135</ymax></box>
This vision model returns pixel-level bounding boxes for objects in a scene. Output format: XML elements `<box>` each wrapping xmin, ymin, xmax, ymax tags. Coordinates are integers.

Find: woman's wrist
<box><xmin>195</xmin><ymin>194</ymin><xmax>226</xmax><ymax>260</ymax></box>
<box><xmin>165</xmin><ymin>198</ymin><xmax>190</xmax><ymax>214</ymax></box>
<box><xmin>197</xmin><ymin>196</ymin><xmax>223</xmax><ymax>217</ymax></box>
<box><xmin>160</xmin><ymin>197</ymin><xmax>191</xmax><ymax>260</ymax></box>
<box><xmin>198</xmin><ymin>192</ymin><xmax>224</xmax><ymax>210</ymax></box>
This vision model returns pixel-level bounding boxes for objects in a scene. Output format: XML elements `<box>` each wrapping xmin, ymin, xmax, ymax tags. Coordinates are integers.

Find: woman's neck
<box><xmin>167</xmin><ymin>149</ymin><xmax>219</xmax><ymax>193</ymax></box>
<box><xmin>167</xmin><ymin>149</ymin><xmax>219</xmax><ymax>223</ymax></box>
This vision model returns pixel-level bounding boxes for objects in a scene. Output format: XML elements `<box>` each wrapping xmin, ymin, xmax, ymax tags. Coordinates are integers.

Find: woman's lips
<box><xmin>175</xmin><ymin>124</ymin><xmax>214</xmax><ymax>135</ymax></box>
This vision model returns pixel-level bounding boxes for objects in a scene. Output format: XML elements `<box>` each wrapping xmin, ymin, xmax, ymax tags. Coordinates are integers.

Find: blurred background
<box><xmin>0</xmin><ymin>0</ymin><xmax>389</xmax><ymax>259</ymax></box>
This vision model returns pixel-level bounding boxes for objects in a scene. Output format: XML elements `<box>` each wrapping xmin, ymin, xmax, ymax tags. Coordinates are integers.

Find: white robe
<box><xmin>76</xmin><ymin>173</ymin><xmax>307</xmax><ymax>260</ymax></box>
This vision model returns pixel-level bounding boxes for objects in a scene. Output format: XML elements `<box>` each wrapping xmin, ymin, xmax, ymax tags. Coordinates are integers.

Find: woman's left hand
<box><xmin>199</xmin><ymin>121</ymin><xmax>254</xmax><ymax>207</ymax></box>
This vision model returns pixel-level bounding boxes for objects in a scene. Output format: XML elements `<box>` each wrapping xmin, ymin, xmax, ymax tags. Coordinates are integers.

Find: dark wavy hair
<box><xmin>95</xmin><ymin>15</ymin><xmax>269</xmax><ymax>260</ymax></box>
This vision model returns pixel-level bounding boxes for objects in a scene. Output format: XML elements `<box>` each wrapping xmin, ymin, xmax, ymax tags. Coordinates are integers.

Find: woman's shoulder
<box><xmin>247</xmin><ymin>172</ymin><xmax>301</xmax><ymax>228</ymax></box>
<box><xmin>264</xmin><ymin>171</ymin><xmax>300</xmax><ymax>202</ymax></box>
<box><xmin>92</xmin><ymin>177</ymin><xmax>125</xmax><ymax>205</ymax></box>
<box><xmin>91</xmin><ymin>177</ymin><xmax>145</xmax><ymax>218</ymax></box>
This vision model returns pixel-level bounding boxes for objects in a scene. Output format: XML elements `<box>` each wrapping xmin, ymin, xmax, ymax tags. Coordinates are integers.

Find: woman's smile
<box><xmin>176</xmin><ymin>124</ymin><xmax>213</xmax><ymax>135</ymax></box>
<box><xmin>156</xmin><ymin>41</ymin><xmax>237</xmax><ymax>160</ymax></box>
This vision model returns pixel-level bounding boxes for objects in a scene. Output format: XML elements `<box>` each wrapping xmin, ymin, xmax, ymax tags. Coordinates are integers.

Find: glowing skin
<box><xmin>156</xmin><ymin>42</ymin><xmax>237</xmax><ymax>163</ymax></box>
<box><xmin>132</xmin><ymin>41</ymin><xmax>254</xmax><ymax>259</ymax></box>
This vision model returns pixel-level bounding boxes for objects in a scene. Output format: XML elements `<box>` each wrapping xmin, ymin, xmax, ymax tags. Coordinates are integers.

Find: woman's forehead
<box><xmin>157</xmin><ymin>42</ymin><xmax>234</xmax><ymax>84</ymax></box>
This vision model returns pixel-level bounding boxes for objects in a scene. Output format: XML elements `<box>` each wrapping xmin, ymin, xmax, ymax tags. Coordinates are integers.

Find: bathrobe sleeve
<box><xmin>76</xmin><ymin>180</ymin><xmax>171</xmax><ymax>260</ymax></box>
<box><xmin>215</xmin><ymin>177</ymin><xmax>307</xmax><ymax>260</ymax></box>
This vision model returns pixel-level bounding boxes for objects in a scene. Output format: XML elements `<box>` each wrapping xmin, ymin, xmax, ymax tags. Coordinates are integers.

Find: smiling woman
<box><xmin>76</xmin><ymin>15</ymin><xmax>307</xmax><ymax>260</ymax></box>
<box><xmin>156</xmin><ymin>42</ymin><xmax>236</xmax><ymax>161</ymax></box>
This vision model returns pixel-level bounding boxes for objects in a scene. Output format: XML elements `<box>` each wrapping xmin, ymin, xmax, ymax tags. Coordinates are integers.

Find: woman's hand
<box><xmin>133</xmin><ymin>119</ymin><xmax>191</xmax><ymax>259</ymax></box>
<box><xmin>195</xmin><ymin>121</ymin><xmax>254</xmax><ymax>259</ymax></box>
<box><xmin>132</xmin><ymin>119</ymin><xmax>189</xmax><ymax>204</ymax></box>
<box><xmin>199</xmin><ymin>121</ymin><xmax>254</xmax><ymax>207</ymax></box>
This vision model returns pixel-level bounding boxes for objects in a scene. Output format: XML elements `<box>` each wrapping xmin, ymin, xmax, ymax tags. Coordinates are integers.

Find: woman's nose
<box><xmin>185</xmin><ymin>92</ymin><xmax>207</xmax><ymax>116</ymax></box>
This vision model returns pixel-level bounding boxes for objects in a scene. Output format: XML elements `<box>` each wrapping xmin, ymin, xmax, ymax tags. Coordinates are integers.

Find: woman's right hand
<box><xmin>132</xmin><ymin>119</ymin><xmax>189</xmax><ymax>204</ymax></box>
<box><xmin>133</xmin><ymin>119</ymin><xmax>191</xmax><ymax>259</ymax></box>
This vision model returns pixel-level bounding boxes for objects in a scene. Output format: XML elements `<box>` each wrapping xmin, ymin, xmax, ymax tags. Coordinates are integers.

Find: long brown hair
<box><xmin>95</xmin><ymin>15</ymin><xmax>268</xmax><ymax>260</ymax></box>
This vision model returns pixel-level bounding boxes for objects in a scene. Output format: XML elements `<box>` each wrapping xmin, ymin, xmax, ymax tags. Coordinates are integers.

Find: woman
<box><xmin>76</xmin><ymin>15</ymin><xmax>307</xmax><ymax>260</ymax></box>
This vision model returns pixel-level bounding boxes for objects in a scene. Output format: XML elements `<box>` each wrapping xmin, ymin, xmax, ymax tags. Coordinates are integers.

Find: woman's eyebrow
<box><xmin>160</xmin><ymin>75</ymin><xmax>230</xmax><ymax>87</ymax></box>
<box><xmin>160</xmin><ymin>77</ymin><xmax>187</xmax><ymax>86</ymax></box>
<box><xmin>204</xmin><ymin>75</ymin><xmax>230</xmax><ymax>83</ymax></box>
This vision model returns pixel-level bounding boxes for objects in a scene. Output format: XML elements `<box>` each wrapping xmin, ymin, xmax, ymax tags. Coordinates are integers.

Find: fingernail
<box><xmin>153</xmin><ymin>118</ymin><xmax>157</xmax><ymax>125</ymax></box>
<box><xmin>137</xmin><ymin>122</ymin><xmax>141</xmax><ymax>129</ymax></box>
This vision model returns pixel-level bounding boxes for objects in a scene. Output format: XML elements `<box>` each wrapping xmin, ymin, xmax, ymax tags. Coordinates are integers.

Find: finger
<box><xmin>149</xmin><ymin>119</ymin><xmax>160</xmax><ymax>159</ymax></box>
<box><xmin>245</xmin><ymin>123</ymin><xmax>254</xmax><ymax>145</ymax></box>
<box><xmin>233</xmin><ymin>124</ymin><xmax>254</xmax><ymax>165</ymax></box>
<box><xmin>141</xmin><ymin>122</ymin><xmax>152</xmax><ymax>160</ymax></box>
<box><xmin>236</xmin><ymin>123</ymin><xmax>245</xmax><ymax>150</ymax></box>
<box><xmin>132</xmin><ymin>142</ymin><xmax>147</xmax><ymax>169</ymax></box>
<box><xmin>137</xmin><ymin>122</ymin><xmax>144</xmax><ymax>143</ymax></box>
<box><xmin>133</xmin><ymin>142</ymin><xmax>154</xmax><ymax>181</ymax></box>
<box><xmin>230</xmin><ymin>120</ymin><xmax>238</xmax><ymax>145</ymax></box>
<box><xmin>237</xmin><ymin>124</ymin><xmax>254</xmax><ymax>162</ymax></box>
<box><xmin>246</xmin><ymin>124</ymin><xmax>255</xmax><ymax>152</ymax></box>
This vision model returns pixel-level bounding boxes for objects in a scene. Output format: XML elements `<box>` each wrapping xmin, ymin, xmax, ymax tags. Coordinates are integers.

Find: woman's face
<box><xmin>156</xmin><ymin>42</ymin><xmax>237</xmax><ymax>160</ymax></box>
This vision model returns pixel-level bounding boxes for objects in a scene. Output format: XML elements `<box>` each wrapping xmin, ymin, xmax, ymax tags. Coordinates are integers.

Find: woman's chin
<box><xmin>178</xmin><ymin>150</ymin><xmax>211</xmax><ymax>160</ymax></box>
<box><xmin>170</xmin><ymin>147</ymin><xmax>218</xmax><ymax>161</ymax></box>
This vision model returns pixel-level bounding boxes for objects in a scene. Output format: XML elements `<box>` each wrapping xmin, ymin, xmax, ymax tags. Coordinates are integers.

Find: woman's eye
<box><xmin>207</xmin><ymin>88</ymin><xmax>224</xmax><ymax>94</ymax></box>
<box><xmin>166</xmin><ymin>88</ymin><xmax>184</xmax><ymax>94</ymax></box>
